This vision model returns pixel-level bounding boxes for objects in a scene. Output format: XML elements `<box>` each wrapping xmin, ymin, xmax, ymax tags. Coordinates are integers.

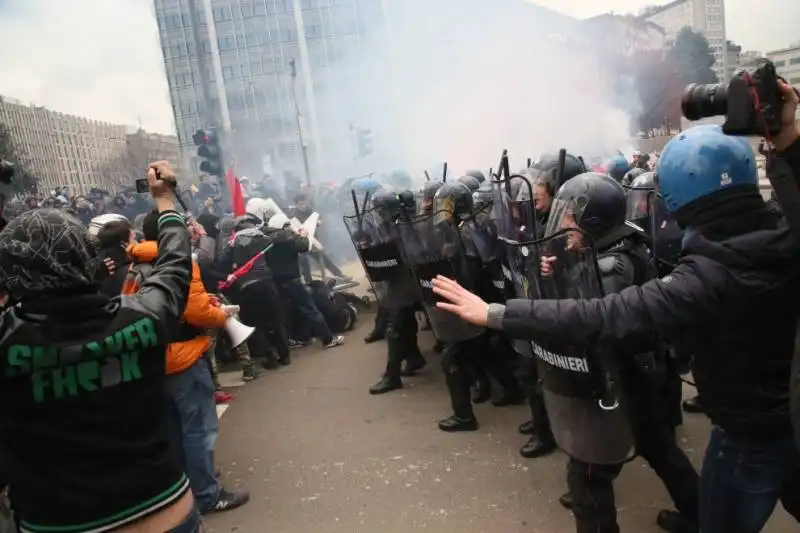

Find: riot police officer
<box><xmin>621</xmin><ymin>167</ymin><xmax>645</xmax><ymax>188</ymax></box>
<box><xmin>604</xmin><ymin>154</ymin><xmax>631</xmax><ymax>182</ymax></box>
<box><xmin>433</xmin><ymin>172</ymin><xmax>700</xmax><ymax>532</ymax></box>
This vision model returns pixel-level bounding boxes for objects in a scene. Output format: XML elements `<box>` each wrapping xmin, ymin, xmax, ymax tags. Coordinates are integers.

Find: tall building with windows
<box><xmin>767</xmin><ymin>45</ymin><xmax>800</xmax><ymax>89</ymax></box>
<box><xmin>0</xmin><ymin>96</ymin><xmax>184</xmax><ymax>195</ymax></box>
<box><xmin>153</xmin><ymin>0</ymin><xmax>386</xmax><ymax>180</ymax></box>
<box><xmin>643</xmin><ymin>0</ymin><xmax>728</xmax><ymax>81</ymax></box>
<box><xmin>153</xmin><ymin>0</ymin><xmax>582</xmax><ymax>180</ymax></box>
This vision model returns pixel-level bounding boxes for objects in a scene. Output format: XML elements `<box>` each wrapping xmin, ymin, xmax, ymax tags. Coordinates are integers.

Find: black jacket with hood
<box><xmin>261</xmin><ymin>226</ymin><xmax>309</xmax><ymax>284</ymax></box>
<box><xmin>493</xmin><ymin>140</ymin><xmax>800</xmax><ymax>440</ymax></box>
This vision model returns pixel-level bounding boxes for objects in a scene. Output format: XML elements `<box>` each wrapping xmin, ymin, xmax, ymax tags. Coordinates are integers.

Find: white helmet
<box><xmin>245</xmin><ymin>198</ymin><xmax>268</xmax><ymax>219</ymax></box>
<box><xmin>88</xmin><ymin>213</ymin><xmax>129</xmax><ymax>236</ymax></box>
<box><xmin>267</xmin><ymin>213</ymin><xmax>290</xmax><ymax>229</ymax></box>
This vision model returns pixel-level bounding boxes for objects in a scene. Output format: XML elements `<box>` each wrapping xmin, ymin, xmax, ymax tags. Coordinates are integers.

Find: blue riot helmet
<box><xmin>656</xmin><ymin>125</ymin><xmax>757</xmax><ymax>218</ymax></box>
<box><xmin>418</xmin><ymin>180</ymin><xmax>444</xmax><ymax>215</ymax></box>
<box><xmin>545</xmin><ymin>172</ymin><xmax>629</xmax><ymax>248</ymax></box>
<box><xmin>464</xmin><ymin>169</ymin><xmax>486</xmax><ymax>183</ymax></box>
<box><xmin>624</xmin><ymin>171</ymin><xmax>656</xmax><ymax>231</ymax></box>
<box><xmin>604</xmin><ymin>154</ymin><xmax>631</xmax><ymax>182</ymax></box>
<box><xmin>457</xmin><ymin>175</ymin><xmax>481</xmax><ymax>192</ymax></box>
<box><xmin>351</xmin><ymin>177</ymin><xmax>382</xmax><ymax>197</ymax></box>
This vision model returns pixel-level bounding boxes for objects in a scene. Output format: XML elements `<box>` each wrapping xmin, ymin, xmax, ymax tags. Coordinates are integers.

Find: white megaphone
<box><xmin>225</xmin><ymin>317</ymin><xmax>255</xmax><ymax>348</ymax></box>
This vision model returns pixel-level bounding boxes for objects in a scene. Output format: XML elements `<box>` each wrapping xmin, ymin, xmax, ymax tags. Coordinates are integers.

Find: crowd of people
<box><xmin>0</xmin><ymin>81</ymin><xmax>798</xmax><ymax>533</ymax></box>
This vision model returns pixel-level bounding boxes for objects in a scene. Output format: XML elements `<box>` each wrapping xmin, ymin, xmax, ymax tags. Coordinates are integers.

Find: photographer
<box><xmin>0</xmin><ymin>162</ymin><xmax>203</xmax><ymax>532</ymax></box>
<box><xmin>431</xmin><ymin>81</ymin><xmax>800</xmax><ymax>533</ymax></box>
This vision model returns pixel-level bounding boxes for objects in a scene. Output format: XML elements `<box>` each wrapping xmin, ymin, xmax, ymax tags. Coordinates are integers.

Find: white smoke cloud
<box><xmin>316</xmin><ymin>0</ymin><xmax>633</xmax><ymax>182</ymax></box>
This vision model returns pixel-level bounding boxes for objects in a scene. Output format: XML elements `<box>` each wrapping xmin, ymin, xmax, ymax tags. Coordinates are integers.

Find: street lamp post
<box><xmin>289</xmin><ymin>59</ymin><xmax>312</xmax><ymax>184</ymax></box>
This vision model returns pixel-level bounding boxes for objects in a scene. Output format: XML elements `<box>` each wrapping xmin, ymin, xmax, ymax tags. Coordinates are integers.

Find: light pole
<box><xmin>289</xmin><ymin>58</ymin><xmax>312</xmax><ymax>184</ymax></box>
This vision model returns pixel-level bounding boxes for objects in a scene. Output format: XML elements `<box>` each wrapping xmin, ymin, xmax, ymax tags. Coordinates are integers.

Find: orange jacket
<box><xmin>123</xmin><ymin>240</ymin><xmax>227</xmax><ymax>375</ymax></box>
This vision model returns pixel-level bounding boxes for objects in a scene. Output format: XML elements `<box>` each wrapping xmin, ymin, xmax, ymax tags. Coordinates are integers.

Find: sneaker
<box><xmin>241</xmin><ymin>364</ymin><xmax>264</xmax><ymax>382</ymax></box>
<box><xmin>204</xmin><ymin>488</ymin><xmax>250</xmax><ymax>514</ymax></box>
<box><xmin>323</xmin><ymin>335</ymin><xmax>345</xmax><ymax>348</ymax></box>
<box><xmin>288</xmin><ymin>339</ymin><xmax>307</xmax><ymax>349</ymax></box>
<box><xmin>214</xmin><ymin>391</ymin><xmax>234</xmax><ymax>404</ymax></box>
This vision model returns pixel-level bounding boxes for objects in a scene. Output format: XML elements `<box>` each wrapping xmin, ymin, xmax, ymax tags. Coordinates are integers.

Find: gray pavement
<box><xmin>206</xmin><ymin>318</ymin><xmax>796</xmax><ymax>533</ymax></box>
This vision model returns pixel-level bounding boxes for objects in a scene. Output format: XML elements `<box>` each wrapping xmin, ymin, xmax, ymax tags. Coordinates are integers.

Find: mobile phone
<box><xmin>135</xmin><ymin>178</ymin><xmax>149</xmax><ymax>194</ymax></box>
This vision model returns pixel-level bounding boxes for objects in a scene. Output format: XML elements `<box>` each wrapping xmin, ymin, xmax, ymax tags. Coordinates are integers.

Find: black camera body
<box><xmin>681</xmin><ymin>58</ymin><xmax>783</xmax><ymax>137</ymax></box>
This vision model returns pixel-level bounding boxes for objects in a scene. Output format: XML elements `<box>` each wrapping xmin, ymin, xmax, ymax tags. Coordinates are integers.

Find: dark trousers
<box><xmin>441</xmin><ymin>333</ymin><xmax>520</xmax><ymax>419</ymax></box>
<box><xmin>277</xmin><ymin>278</ymin><xmax>333</xmax><ymax>344</ymax></box>
<box><xmin>370</xmin><ymin>305</ymin><xmax>389</xmax><ymax>336</ymax></box>
<box><xmin>699</xmin><ymin>426</ymin><xmax>800</xmax><ymax>533</ymax></box>
<box><xmin>567</xmin><ymin>399</ymin><xmax>699</xmax><ymax>533</ymax></box>
<box><xmin>237</xmin><ymin>279</ymin><xmax>290</xmax><ymax>362</ymax></box>
<box><xmin>517</xmin><ymin>355</ymin><xmax>551</xmax><ymax>434</ymax></box>
<box><xmin>384</xmin><ymin>306</ymin><xmax>424</xmax><ymax>378</ymax></box>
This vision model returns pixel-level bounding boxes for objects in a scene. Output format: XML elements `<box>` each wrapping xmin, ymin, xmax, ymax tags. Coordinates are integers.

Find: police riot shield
<box><xmin>343</xmin><ymin>208</ymin><xmax>419</xmax><ymax>309</ymax></box>
<box><xmin>396</xmin><ymin>212</ymin><xmax>485</xmax><ymax>343</ymax></box>
<box><xmin>650</xmin><ymin>194</ymin><xmax>683</xmax><ymax>276</ymax></box>
<box><xmin>516</xmin><ymin>228</ymin><xmax>634</xmax><ymax>465</ymax></box>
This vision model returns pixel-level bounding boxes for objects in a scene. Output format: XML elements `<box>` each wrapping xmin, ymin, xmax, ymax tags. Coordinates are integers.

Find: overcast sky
<box><xmin>0</xmin><ymin>0</ymin><xmax>796</xmax><ymax>135</ymax></box>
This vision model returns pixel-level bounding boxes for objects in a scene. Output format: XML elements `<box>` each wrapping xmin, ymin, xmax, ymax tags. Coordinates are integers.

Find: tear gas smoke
<box><xmin>316</xmin><ymin>0</ymin><xmax>633</xmax><ymax>184</ymax></box>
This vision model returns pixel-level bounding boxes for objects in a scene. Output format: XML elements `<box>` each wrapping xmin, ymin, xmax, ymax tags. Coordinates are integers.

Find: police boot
<box><xmin>365</xmin><ymin>306</ymin><xmax>388</xmax><ymax>343</ymax></box>
<box><xmin>656</xmin><ymin>510</ymin><xmax>699</xmax><ymax>533</ymax></box>
<box><xmin>440</xmin><ymin>351</ymin><xmax>478</xmax><ymax>432</ymax></box>
<box><xmin>520</xmin><ymin>430</ymin><xmax>557</xmax><ymax>459</ymax></box>
<box><xmin>682</xmin><ymin>395</ymin><xmax>704</xmax><ymax>414</ymax></box>
<box><xmin>369</xmin><ymin>375</ymin><xmax>403</xmax><ymax>395</ymax></box>
<box><xmin>518</xmin><ymin>420</ymin><xmax>536</xmax><ymax>435</ymax></box>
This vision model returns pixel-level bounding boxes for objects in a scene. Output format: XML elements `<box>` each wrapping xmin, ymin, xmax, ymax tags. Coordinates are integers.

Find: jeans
<box><xmin>277</xmin><ymin>278</ymin><xmax>333</xmax><ymax>344</ymax></box>
<box><xmin>700</xmin><ymin>426</ymin><xmax>800</xmax><ymax>533</ymax></box>
<box><xmin>168</xmin><ymin>507</ymin><xmax>204</xmax><ymax>532</ymax></box>
<box><xmin>165</xmin><ymin>358</ymin><xmax>221</xmax><ymax>513</ymax></box>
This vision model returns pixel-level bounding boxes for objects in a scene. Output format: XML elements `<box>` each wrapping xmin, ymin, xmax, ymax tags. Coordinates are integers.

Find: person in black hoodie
<box><xmin>432</xmin><ymin>84</ymin><xmax>800</xmax><ymax>532</ymax></box>
<box><xmin>264</xmin><ymin>214</ymin><xmax>344</xmax><ymax>350</ymax></box>
<box><xmin>218</xmin><ymin>213</ymin><xmax>287</xmax><ymax>367</ymax></box>
<box><xmin>0</xmin><ymin>161</ymin><xmax>202</xmax><ymax>532</ymax></box>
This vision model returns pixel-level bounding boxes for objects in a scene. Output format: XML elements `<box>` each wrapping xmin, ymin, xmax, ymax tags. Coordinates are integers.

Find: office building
<box><xmin>643</xmin><ymin>0</ymin><xmax>728</xmax><ymax>81</ymax></box>
<box><xmin>153</xmin><ymin>0</ymin><xmax>581</xmax><ymax>179</ymax></box>
<box><xmin>739</xmin><ymin>50</ymin><xmax>762</xmax><ymax>66</ymax></box>
<box><xmin>0</xmin><ymin>96</ymin><xmax>184</xmax><ymax>195</ymax></box>
<box><xmin>767</xmin><ymin>44</ymin><xmax>800</xmax><ymax>88</ymax></box>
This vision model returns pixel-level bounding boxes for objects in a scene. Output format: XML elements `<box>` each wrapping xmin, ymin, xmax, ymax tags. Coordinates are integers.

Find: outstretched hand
<box><xmin>431</xmin><ymin>275</ymin><xmax>489</xmax><ymax>326</ymax></box>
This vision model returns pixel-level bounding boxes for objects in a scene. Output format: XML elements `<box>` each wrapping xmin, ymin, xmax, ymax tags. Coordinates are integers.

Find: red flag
<box><xmin>226</xmin><ymin>168</ymin><xmax>246</xmax><ymax>217</ymax></box>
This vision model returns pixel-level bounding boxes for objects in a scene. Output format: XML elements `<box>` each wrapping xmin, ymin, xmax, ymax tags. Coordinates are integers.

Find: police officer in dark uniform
<box><xmin>434</xmin><ymin>172</ymin><xmax>700</xmax><ymax>533</ymax></box>
<box><xmin>431</xmin><ymin>182</ymin><xmax>521</xmax><ymax>430</ymax></box>
<box><xmin>366</xmin><ymin>189</ymin><xmax>428</xmax><ymax>394</ymax></box>
<box><xmin>621</xmin><ymin>167</ymin><xmax>646</xmax><ymax>188</ymax></box>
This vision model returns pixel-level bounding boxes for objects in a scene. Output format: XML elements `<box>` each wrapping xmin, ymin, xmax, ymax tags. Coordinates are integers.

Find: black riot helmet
<box><xmin>418</xmin><ymin>180</ymin><xmax>443</xmax><ymax>215</ymax></box>
<box><xmin>369</xmin><ymin>188</ymin><xmax>401</xmax><ymax>224</ymax></box>
<box><xmin>464</xmin><ymin>169</ymin><xmax>486</xmax><ymax>183</ymax></box>
<box><xmin>397</xmin><ymin>189</ymin><xmax>416</xmax><ymax>213</ymax></box>
<box><xmin>544</xmin><ymin>172</ymin><xmax>628</xmax><ymax>245</ymax></box>
<box><xmin>433</xmin><ymin>182</ymin><xmax>473</xmax><ymax>223</ymax></box>
<box><xmin>472</xmin><ymin>182</ymin><xmax>493</xmax><ymax>213</ymax></box>
<box><xmin>532</xmin><ymin>151</ymin><xmax>587</xmax><ymax>187</ymax></box>
<box><xmin>457</xmin><ymin>175</ymin><xmax>481</xmax><ymax>192</ymax></box>
<box><xmin>621</xmin><ymin>167</ymin><xmax>646</xmax><ymax>188</ymax></box>
<box><xmin>625</xmin><ymin>171</ymin><xmax>656</xmax><ymax>229</ymax></box>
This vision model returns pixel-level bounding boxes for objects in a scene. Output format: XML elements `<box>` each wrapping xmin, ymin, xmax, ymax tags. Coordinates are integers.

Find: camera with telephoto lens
<box><xmin>0</xmin><ymin>160</ymin><xmax>14</xmax><ymax>184</ymax></box>
<box><xmin>681</xmin><ymin>58</ymin><xmax>785</xmax><ymax>137</ymax></box>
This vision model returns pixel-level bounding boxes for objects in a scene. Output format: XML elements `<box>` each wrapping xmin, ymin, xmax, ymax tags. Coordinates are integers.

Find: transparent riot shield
<box><xmin>396</xmin><ymin>212</ymin><xmax>485</xmax><ymax>343</ymax></box>
<box><xmin>343</xmin><ymin>208</ymin><xmax>419</xmax><ymax>309</ymax></box>
<box><xmin>516</xmin><ymin>228</ymin><xmax>634</xmax><ymax>465</ymax></box>
<box><xmin>650</xmin><ymin>194</ymin><xmax>683</xmax><ymax>276</ymax></box>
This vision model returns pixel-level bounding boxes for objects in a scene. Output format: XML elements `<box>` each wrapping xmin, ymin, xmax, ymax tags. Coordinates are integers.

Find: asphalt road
<box><xmin>205</xmin><ymin>317</ymin><xmax>797</xmax><ymax>533</ymax></box>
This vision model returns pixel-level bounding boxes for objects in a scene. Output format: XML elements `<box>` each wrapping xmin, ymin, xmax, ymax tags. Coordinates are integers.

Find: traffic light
<box><xmin>356</xmin><ymin>128</ymin><xmax>373</xmax><ymax>158</ymax></box>
<box><xmin>193</xmin><ymin>129</ymin><xmax>223</xmax><ymax>178</ymax></box>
